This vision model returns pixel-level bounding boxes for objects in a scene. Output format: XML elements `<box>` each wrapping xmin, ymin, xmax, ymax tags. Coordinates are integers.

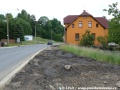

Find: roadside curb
<box><xmin>0</xmin><ymin>47</ymin><xmax>46</xmax><ymax>90</ymax></box>
<box><xmin>0</xmin><ymin>46</ymin><xmax>17</xmax><ymax>49</ymax></box>
<box><xmin>0</xmin><ymin>44</ymin><xmax>35</xmax><ymax>49</ymax></box>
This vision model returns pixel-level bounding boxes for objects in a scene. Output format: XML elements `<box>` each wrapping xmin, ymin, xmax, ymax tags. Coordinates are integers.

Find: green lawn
<box><xmin>5</xmin><ymin>37</ymin><xmax>50</xmax><ymax>47</ymax></box>
<box><xmin>5</xmin><ymin>37</ymin><xmax>60</xmax><ymax>47</ymax></box>
<box><xmin>22</xmin><ymin>37</ymin><xmax>49</xmax><ymax>45</ymax></box>
<box><xmin>59</xmin><ymin>44</ymin><xmax>120</xmax><ymax>65</ymax></box>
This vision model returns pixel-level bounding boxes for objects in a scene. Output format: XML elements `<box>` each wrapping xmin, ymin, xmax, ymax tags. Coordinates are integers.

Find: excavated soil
<box><xmin>3</xmin><ymin>45</ymin><xmax>120</xmax><ymax>90</ymax></box>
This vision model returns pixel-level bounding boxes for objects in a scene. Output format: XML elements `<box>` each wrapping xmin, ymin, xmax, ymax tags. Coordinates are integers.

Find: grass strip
<box><xmin>59</xmin><ymin>44</ymin><xmax>120</xmax><ymax>65</ymax></box>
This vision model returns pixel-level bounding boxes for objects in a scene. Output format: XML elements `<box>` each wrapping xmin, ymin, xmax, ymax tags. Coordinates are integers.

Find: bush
<box><xmin>53</xmin><ymin>33</ymin><xmax>63</xmax><ymax>42</ymax></box>
<box><xmin>97</xmin><ymin>36</ymin><xmax>108</xmax><ymax>49</ymax></box>
<box><xmin>80</xmin><ymin>30</ymin><xmax>95</xmax><ymax>46</ymax></box>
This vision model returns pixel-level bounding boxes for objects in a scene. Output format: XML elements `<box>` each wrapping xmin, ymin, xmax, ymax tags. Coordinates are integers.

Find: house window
<box><xmin>96</xmin><ymin>24</ymin><xmax>98</xmax><ymax>27</ymax></box>
<box><xmin>79</xmin><ymin>21</ymin><xmax>82</xmax><ymax>28</ymax></box>
<box><xmin>72</xmin><ymin>24</ymin><xmax>74</xmax><ymax>28</ymax></box>
<box><xmin>88</xmin><ymin>21</ymin><xmax>92</xmax><ymax>28</ymax></box>
<box><xmin>75</xmin><ymin>33</ymin><xmax>79</xmax><ymax>41</ymax></box>
<box><xmin>91</xmin><ymin>33</ymin><xmax>95</xmax><ymax>40</ymax></box>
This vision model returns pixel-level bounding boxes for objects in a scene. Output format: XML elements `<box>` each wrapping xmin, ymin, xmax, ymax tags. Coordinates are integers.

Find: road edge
<box><xmin>0</xmin><ymin>47</ymin><xmax>46</xmax><ymax>90</ymax></box>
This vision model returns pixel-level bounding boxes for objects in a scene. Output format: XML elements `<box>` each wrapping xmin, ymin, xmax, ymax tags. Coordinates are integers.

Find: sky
<box><xmin>0</xmin><ymin>0</ymin><xmax>120</xmax><ymax>24</ymax></box>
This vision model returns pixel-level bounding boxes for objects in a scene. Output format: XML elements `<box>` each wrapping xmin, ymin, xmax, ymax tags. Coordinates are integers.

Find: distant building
<box><xmin>63</xmin><ymin>10</ymin><xmax>108</xmax><ymax>45</ymax></box>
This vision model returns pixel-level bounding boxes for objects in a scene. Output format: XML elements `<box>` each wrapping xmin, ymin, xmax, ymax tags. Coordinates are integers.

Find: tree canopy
<box><xmin>103</xmin><ymin>2</ymin><xmax>120</xmax><ymax>44</ymax></box>
<box><xmin>0</xmin><ymin>9</ymin><xmax>64</xmax><ymax>42</ymax></box>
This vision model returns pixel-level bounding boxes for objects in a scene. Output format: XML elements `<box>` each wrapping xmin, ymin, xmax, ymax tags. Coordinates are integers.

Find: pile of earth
<box><xmin>4</xmin><ymin>45</ymin><xmax>120</xmax><ymax>90</ymax></box>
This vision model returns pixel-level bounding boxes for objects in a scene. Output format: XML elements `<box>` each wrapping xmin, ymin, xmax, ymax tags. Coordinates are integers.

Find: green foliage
<box><xmin>51</xmin><ymin>18</ymin><xmax>64</xmax><ymax>34</ymax></box>
<box><xmin>6</xmin><ymin>13</ymin><xmax>13</xmax><ymax>20</ymax></box>
<box><xmin>29</xmin><ymin>15</ymin><xmax>36</xmax><ymax>36</ymax></box>
<box><xmin>104</xmin><ymin>2</ymin><xmax>120</xmax><ymax>44</ymax></box>
<box><xmin>0</xmin><ymin>28</ymin><xmax>6</xmax><ymax>40</ymax></box>
<box><xmin>37</xmin><ymin>17</ymin><xmax>64</xmax><ymax>41</ymax></box>
<box><xmin>17</xmin><ymin>9</ymin><xmax>35</xmax><ymax>36</ymax></box>
<box><xmin>80</xmin><ymin>30</ymin><xmax>95</xmax><ymax>46</ymax></box>
<box><xmin>53</xmin><ymin>33</ymin><xmax>63</xmax><ymax>41</ymax></box>
<box><xmin>0</xmin><ymin>19</ymin><xmax>7</xmax><ymax>40</ymax></box>
<box><xmin>17</xmin><ymin>18</ymin><xmax>32</xmax><ymax>35</ymax></box>
<box><xmin>0</xmin><ymin>14</ymin><xmax>5</xmax><ymax>20</ymax></box>
<box><xmin>9</xmin><ymin>19</ymin><xmax>24</xmax><ymax>41</ymax></box>
<box><xmin>60</xmin><ymin>45</ymin><xmax>120</xmax><ymax>65</ymax></box>
<box><xmin>97</xmin><ymin>36</ymin><xmax>108</xmax><ymax>49</ymax></box>
<box><xmin>17</xmin><ymin>10</ymin><xmax>30</xmax><ymax>22</ymax></box>
<box><xmin>103</xmin><ymin>2</ymin><xmax>120</xmax><ymax>18</ymax></box>
<box><xmin>108</xmin><ymin>18</ymin><xmax>120</xmax><ymax>43</ymax></box>
<box><xmin>13</xmin><ymin>23</ymin><xmax>24</xmax><ymax>41</ymax></box>
<box><xmin>38</xmin><ymin>16</ymin><xmax>49</xmax><ymax>26</ymax></box>
<box><xmin>0</xmin><ymin>9</ymin><xmax>64</xmax><ymax>43</ymax></box>
<box><xmin>9</xmin><ymin>18</ymin><xmax>32</xmax><ymax>41</ymax></box>
<box><xmin>40</xmin><ymin>29</ymin><xmax>47</xmax><ymax>38</ymax></box>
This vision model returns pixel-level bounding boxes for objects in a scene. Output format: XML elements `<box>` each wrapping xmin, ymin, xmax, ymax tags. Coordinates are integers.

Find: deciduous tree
<box><xmin>103</xmin><ymin>2</ymin><xmax>120</xmax><ymax>44</ymax></box>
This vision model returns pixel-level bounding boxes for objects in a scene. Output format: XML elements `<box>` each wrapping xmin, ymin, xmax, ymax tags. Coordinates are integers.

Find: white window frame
<box><xmin>88</xmin><ymin>21</ymin><xmax>92</xmax><ymax>28</ymax></box>
<box><xmin>79</xmin><ymin>21</ymin><xmax>82</xmax><ymax>28</ymax></box>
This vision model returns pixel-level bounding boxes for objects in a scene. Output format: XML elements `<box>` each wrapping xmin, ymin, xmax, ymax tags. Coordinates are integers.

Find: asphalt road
<box><xmin>0</xmin><ymin>44</ymin><xmax>48</xmax><ymax>81</ymax></box>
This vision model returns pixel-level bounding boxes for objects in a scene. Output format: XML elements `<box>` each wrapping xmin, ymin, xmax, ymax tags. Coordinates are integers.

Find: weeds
<box><xmin>59</xmin><ymin>44</ymin><xmax>120</xmax><ymax>65</ymax></box>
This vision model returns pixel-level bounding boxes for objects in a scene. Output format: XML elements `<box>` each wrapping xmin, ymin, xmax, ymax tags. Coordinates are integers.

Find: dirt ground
<box><xmin>3</xmin><ymin>45</ymin><xmax>120</xmax><ymax>90</ymax></box>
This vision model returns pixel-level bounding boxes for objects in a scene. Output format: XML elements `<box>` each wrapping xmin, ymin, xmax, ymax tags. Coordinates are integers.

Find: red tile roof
<box><xmin>95</xmin><ymin>17</ymin><xmax>108</xmax><ymax>28</ymax></box>
<box><xmin>64</xmin><ymin>10</ymin><xmax>108</xmax><ymax>28</ymax></box>
<box><xmin>80</xmin><ymin>10</ymin><xmax>92</xmax><ymax>16</ymax></box>
<box><xmin>64</xmin><ymin>15</ymin><xmax>78</xmax><ymax>24</ymax></box>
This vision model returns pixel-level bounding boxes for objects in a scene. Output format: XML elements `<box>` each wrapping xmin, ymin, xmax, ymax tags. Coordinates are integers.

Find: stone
<box><xmin>57</xmin><ymin>51</ymin><xmax>63</xmax><ymax>56</ymax></box>
<box><xmin>49</xmin><ymin>85</ymin><xmax>55</xmax><ymax>90</ymax></box>
<box><xmin>103</xmin><ymin>81</ymin><xmax>108</xmax><ymax>84</ymax></box>
<box><xmin>33</xmin><ymin>73</ymin><xmax>39</xmax><ymax>77</ymax></box>
<box><xmin>65</xmin><ymin>53</ymin><xmax>73</xmax><ymax>58</ymax></box>
<box><xmin>116</xmin><ymin>81</ymin><xmax>120</xmax><ymax>88</ymax></box>
<box><xmin>34</xmin><ymin>62</ymin><xmax>39</xmax><ymax>66</ymax></box>
<box><xmin>12</xmin><ymin>81</ymin><xmax>21</xmax><ymax>88</ymax></box>
<box><xmin>64</xmin><ymin>65</ymin><xmax>72</xmax><ymax>71</ymax></box>
<box><xmin>45</xmin><ymin>68</ymin><xmax>57</xmax><ymax>77</ymax></box>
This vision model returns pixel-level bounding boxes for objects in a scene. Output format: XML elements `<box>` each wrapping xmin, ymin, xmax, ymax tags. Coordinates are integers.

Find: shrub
<box><xmin>80</xmin><ymin>30</ymin><xmax>95</xmax><ymax>46</ymax></box>
<box><xmin>97</xmin><ymin>36</ymin><xmax>108</xmax><ymax>49</ymax></box>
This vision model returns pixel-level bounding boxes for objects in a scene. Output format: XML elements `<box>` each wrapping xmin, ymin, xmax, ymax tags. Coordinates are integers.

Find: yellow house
<box><xmin>64</xmin><ymin>10</ymin><xmax>108</xmax><ymax>45</ymax></box>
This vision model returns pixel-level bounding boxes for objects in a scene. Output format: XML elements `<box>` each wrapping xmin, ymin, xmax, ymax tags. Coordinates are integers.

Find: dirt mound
<box><xmin>4</xmin><ymin>45</ymin><xmax>120</xmax><ymax>90</ymax></box>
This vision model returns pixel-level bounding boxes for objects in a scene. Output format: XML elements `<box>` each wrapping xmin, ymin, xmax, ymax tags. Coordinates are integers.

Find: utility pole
<box><xmin>6</xmin><ymin>14</ymin><xmax>9</xmax><ymax>45</ymax></box>
<box><xmin>35</xmin><ymin>23</ymin><xmax>36</xmax><ymax>43</ymax></box>
<box><xmin>6</xmin><ymin>8</ymin><xmax>19</xmax><ymax>45</ymax></box>
<box><xmin>51</xmin><ymin>29</ymin><xmax>52</xmax><ymax>42</ymax></box>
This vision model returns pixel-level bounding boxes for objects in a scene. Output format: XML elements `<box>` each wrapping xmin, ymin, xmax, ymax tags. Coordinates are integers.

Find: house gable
<box><xmin>64</xmin><ymin>10</ymin><xmax>108</xmax><ymax>29</ymax></box>
<box><xmin>67</xmin><ymin>15</ymin><xmax>105</xmax><ymax>32</ymax></box>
